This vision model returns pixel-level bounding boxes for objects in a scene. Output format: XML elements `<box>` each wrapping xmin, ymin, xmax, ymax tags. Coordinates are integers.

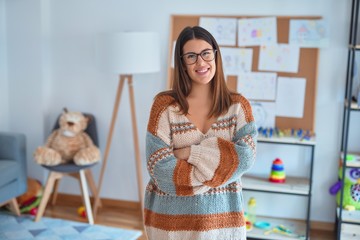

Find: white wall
<box><xmin>0</xmin><ymin>0</ymin><xmax>9</xmax><ymax>130</ymax></box>
<box><xmin>3</xmin><ymin>0</ymin><xmax>352</xmax><ymax>222</ymax></box>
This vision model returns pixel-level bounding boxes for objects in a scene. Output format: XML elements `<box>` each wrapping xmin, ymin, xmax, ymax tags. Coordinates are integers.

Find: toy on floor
<box><xmin>34</xmin><ymin>108</ymin><xmax>101</xmax><ymax>166</ymax></box>
<box><xmin>269</xmin><ymin>158</ymin><xmax>286</xmax><ymax>183</ymax></box>
<box><xmin>77</xmin><ymin>206</ymin><xmax>87</xmax><ymax>218</ymax></box>
<box><xmin>16</xmin><ymin>178</ymin><xmax>43</xmax><ymax>215</ymax></box>
<box><xmin>329</xmin><ymin>166</ymin><xmax>360</xmax><ymax>210</ymax></box>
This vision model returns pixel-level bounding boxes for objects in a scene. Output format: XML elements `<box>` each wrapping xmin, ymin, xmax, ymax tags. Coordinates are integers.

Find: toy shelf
<box><xmin>340</xmin><ymin>152</ymin><xmax>360</xmax><ymax>168</ymax></box>
<box><xmin>257</xmin><ymin>136</ymin><xmax>316</xmax><ymax>146</ymax></box>
<box><xmin>337</xmin><ymin>208</ymin><xmax>360</xmax><ymax>224</ymax></box>
<box><xmin>242</xmin><ymin>174</ymin><xmax>310</xmax><ymax>196</ymax></box>
<box><xmin>340</xmin><ymin>223</ymin><xmax>360</xmax><ymax>240</ymax></box>
<box><xmin>247</xmin><ymin>215</ymin><xmax>306</xmax><ymax>240</ymax></box>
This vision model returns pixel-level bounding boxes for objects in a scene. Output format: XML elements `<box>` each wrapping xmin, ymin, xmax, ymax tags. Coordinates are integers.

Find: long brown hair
<box><xmin>158</xmin><ymin>26</ymin><xmax>233</xmax><ymax>117</ymax></box>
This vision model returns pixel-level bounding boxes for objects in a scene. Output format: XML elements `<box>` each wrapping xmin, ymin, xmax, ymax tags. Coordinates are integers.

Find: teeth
<box><xmin>197</xmin><ymin>69</ymin><xmax>207</xmax><ymax>73</ymax></box>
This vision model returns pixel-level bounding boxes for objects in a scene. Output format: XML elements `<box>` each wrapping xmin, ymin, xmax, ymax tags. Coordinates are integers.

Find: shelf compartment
<box><xmin>247</xmin><ymin>215</ymin><xmax>306</xmax><ymax>240</ymax></box>
<box><xmin>340</xmin><ymin>152</ymin><xmax>360</xmax><ymax>168</ymax></box>
<box><xmin>344</xmin><ymin>100</ymin><xmax>360</xmax><ymax>111</ymax></box>
<box><xmin>340</xmin><ymin>223</ymin><xmax>360</xmax><ymax>240</ymax></box>
<box><xmin>258</xmin><ymin>136</ymin><xmax>316</xmax><ymax>146</ymax></box>
<box><xmin>243</xmin><ymin>174</ymin><xmax>310</xmax><ymax>195</ymax></box>
<box><xmin>337</xmin><ymin>208</ymin><xmax>360</xmax><ymax>224</ymax></box>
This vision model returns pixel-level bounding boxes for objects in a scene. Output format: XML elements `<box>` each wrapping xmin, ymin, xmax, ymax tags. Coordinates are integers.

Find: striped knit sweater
<box><xmin>144</xmin><ymin>93</ymin><xmax>257</xmax><ymax>240</ymax></box>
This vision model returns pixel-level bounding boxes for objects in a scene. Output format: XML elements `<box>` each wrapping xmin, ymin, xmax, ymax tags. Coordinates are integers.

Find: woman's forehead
<box><xmin>182</xmin><ymin>39</ymin><xmax>212</xmax><ymax>53</ymax></box>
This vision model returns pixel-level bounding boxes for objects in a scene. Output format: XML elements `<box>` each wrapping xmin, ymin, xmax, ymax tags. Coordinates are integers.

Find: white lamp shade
<box><xmin>97</xmin><ymin>32</ymin><xmax>160</xmax><ymax>74</ymax></box>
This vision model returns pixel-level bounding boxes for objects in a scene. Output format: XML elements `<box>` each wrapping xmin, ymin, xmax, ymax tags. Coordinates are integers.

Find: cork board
<box><xmin>167</xmin><ymin>15</ymin><xmax>320</xmax><ymax>132</ymax></box>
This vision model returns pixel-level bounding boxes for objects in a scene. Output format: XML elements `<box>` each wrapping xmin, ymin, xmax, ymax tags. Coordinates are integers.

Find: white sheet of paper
<box><xmin>259</xmin><ymin>44</ymin><xmax>300</xmax><ymax>73</ymax></box>
<box><xmin>199</xmin><ymin>17</ymin><xmax>237</xmax><ymax>46</ymax></box>
<box><xmin>289</xmin><ymin>19</ymin><xmax>329</xmax><ymax>48</ymax></box>
<box><xmin>237</xmin><ymin>72</ymin><xmax>277</xmax><ymax>101</ymax></box>
<box><xmin>221</xmin><ymin>47</ymin><xmax>253</xmax><ymax>75</ymax></box>
<box><xmin>237</xmin><ymin>17</ymin><xmax>277</xmax><ymax>46</ymax></box>
<box><xmin>276</xmin><ymin>77</ymin><xmax>306</xmax><ymax>118</ymax></box>
<box><xmin>250</xmin><ymin>101</ymin><xmax>276</xmax><ymax>128</ymax></box>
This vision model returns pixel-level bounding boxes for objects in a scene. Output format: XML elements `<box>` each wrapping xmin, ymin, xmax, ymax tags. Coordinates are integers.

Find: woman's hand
<box><xmin>173</xmin><ymin>147</ymin><xmax>191</xmax><ymax>160</ymax></box>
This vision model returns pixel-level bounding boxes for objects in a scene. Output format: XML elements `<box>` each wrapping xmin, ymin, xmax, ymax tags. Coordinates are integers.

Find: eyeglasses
<box><xmin>181</xmin><ymin>49</ymin><xmax>217</xmax><ymax>65</ymax></box>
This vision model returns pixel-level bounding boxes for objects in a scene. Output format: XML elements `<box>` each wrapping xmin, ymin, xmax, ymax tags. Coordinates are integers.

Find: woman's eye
<box><xmin>187</xmin><ymin>54</ymin><xmax>196</xmax><ymax>60</ymax></box>
<box><xmin>202</xmin><ymin>51</ymin><xmax>210</xmax><ymax>56</ymax></box>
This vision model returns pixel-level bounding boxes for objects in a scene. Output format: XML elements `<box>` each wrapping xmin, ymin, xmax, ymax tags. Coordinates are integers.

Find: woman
<box><xmin>144</xmin><ymin>26</ymin><xmax>257</xmax><ymax>240</ymax></box>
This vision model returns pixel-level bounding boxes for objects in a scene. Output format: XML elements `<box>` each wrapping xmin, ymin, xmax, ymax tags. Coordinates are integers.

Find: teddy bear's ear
<box><xmin>86</xmin><ymin>115</ymin><xmax>93</xmax><ymax>125</ymax></box>
<box><xmin>63</xmin><ymin>107</ymin><xmax>68</xmax><ymax>113</ymax></box>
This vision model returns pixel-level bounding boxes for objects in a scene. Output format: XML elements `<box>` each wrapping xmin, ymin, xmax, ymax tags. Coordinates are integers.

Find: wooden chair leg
<box><xmin>9</xmin><ymin>198</ymin><xmax>21</xmax><ymax>216</ymax></box>
<box><xmin>51</xmin><ymin>178</ymin><xmax>60</xmax><ymax>205</ymax></box>
<box><xmin>35</xmin><ymin>172</ymin><xmax>62</xmax><ymax>222</ymax></box>
<box><xmin>79</xmin><ymin>170</ymin><xmax>94</xmax><ymax>225</ymax></box>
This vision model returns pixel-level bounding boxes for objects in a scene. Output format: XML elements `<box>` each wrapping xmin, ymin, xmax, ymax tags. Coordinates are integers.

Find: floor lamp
<box><xmin>94</xmin><ymin>32</ymin><xmax>160</xmax><ymax>219</ymax></box>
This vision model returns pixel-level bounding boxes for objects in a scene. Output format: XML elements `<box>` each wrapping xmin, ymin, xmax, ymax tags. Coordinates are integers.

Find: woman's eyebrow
<box><xmin>183</xmin><ymin>48</ymin><xmax>212</xmax><ymax>55</ymax></box>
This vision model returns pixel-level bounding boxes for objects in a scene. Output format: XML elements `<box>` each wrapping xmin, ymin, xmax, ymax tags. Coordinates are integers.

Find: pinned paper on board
<box><xmin>258</xmin><ymin>44</ymin><xmax>300</xmax><ymax>73</ymax></box>
<box><xmin>251</xmin><ymin>101</ymin><xmax>276</xmax><ymax>128</ymax></box>
<box><xmin>221</xmin><ymin>47</ymin><xmax>253</xmax><ymax>76</ymax></box>
<box><xmin>237</xmin><ymin>72</ymin><xmax>277</xmax><ymax>101</ymax></box>
<box><xmin>237</xmin><ymin>17</ymin><xmax>277</xmax><ymax>46</ymax></box>
<box><xmin>199</xmin><ymin>17</ymin><xmax>237</xmax><ymax>46</ymax></box>
<box><xmin>289</xmin><ymin>19</ymin><xmax>329</xmax><ymax>48</ymax></box>
<box><xmin>276</xmin><ymin>77</ymin><xmax>306</xmax><ymax>118</ymax></box>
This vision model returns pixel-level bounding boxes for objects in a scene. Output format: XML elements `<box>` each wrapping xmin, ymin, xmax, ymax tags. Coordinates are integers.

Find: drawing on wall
<box><xmin>251</xmin><ymin>101</ymin><xmax>276</xmax><ymax>128</ymax></box>
<box><xmin>199</xmin><ymin>17</ymin><xmax>237</xmax><ymax>46</ymax></box>
<box><xmin>258</xmin><ymin>44</ymin><xmax>300</xmax><ymax>73</ymax></box>
<box><xmin>220</xmin><ymin>47</ymin><xmax>253</xmax><ymax>76</ymax></box>
<box><xmin>237</xmin><ymin>72</ymin><xmax>277</xmax><ymax>101</ymax></box>
<box><xmin>289</xmin><ymin>19</ymin><xmax>329</xmax><ymax>48</ymax></box>
<box><xmin>276</xmin><ymin>77</ymin><xmax>306</xmax><ymax>118</ymax></box>
<box><xmin>237</xmin><ymin>17</ymin><xmax>277</xmax><ymax>46</ymax></box>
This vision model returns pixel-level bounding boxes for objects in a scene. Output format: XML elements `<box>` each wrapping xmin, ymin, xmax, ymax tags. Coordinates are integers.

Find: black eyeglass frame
<box><xmin>181</xmin><ymin>49</ymin><xmax>217</xmax><ymax>65</ymax></box>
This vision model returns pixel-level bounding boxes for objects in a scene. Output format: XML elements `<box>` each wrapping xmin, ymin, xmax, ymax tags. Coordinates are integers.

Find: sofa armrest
<box><xmin>0</xmin><ymin>132</ymin><xmax>26</xmax><ymax>168</ymax></box>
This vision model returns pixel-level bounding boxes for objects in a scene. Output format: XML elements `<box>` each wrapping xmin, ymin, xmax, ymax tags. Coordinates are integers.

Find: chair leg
<box><xmin>9</xmin><ymin>198</ymin><xmax>21</xmax><ymax>216</ymax></box>
<box><xmin>85</xmin><ymin>170</ymin><xmax>102</xmax><ymax>207</ymax></box>
<box><xmin>35</xmin><ymin>172</ymin><xmax>62</xmax><ymax>222</ymax></box>
<box><xmin>51</xmin><ymin>178</ymin><xmax>61</xmax><ymax>206</ymax></box>
<box><xmin>79</xmin><ymin>170</ymin><xmax>94</xmax><ymax>225</ymax></box>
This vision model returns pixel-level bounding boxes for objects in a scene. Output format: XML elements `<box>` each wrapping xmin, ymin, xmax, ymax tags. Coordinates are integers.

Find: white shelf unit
<box><xmin>337</xmin><ymin>0</ymin><xmax>360</xmax><ymax>239</ymax></box>
<box><xmin>247</xmin><ymin>216</ymin><xmax>307</xmax><ymax>240</ymax></box>
<box><xmin>244</xmin><ymin>137</ymin><xmax>315</xmax><ymax>240</ymax></box>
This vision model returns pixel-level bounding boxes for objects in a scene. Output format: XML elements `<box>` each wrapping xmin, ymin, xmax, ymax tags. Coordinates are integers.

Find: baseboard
<box><xmin>311</xmin><ymin>220</ymin><xmax>335</xmax><ymax>231</ymax></box>
<box><xmin>53</xmin><ymin>193</ymin><xmax>141</xmax><ymax>211</ymax></box>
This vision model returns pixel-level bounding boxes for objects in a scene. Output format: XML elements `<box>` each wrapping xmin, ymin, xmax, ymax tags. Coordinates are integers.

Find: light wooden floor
<box><xmin>42</xmin><ymin>194</ymin><xmax>336</xmax><ymax>240</ymax></box>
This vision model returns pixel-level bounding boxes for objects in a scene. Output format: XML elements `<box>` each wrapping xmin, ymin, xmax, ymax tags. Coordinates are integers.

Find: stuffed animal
<box><xmin>329</xmin><ymin>167</ymin><xmax>360</xmax><ymax>210</ymax></box>
<box><xmin>34</xmin><ymin>108</ymin><xmax>101</xmax><ymax>166</ymax></box>
<box><xmin>16</xmin><ymin>178</ymin><xmax>43</xmax><ymax>215</ymax></box>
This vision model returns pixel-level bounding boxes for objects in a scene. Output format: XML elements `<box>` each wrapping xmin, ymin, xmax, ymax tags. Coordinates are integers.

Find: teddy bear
<box><xmin>34</xmin><ymin>108</ymin><xmax>101</xmax><ymax>166</ymax></box>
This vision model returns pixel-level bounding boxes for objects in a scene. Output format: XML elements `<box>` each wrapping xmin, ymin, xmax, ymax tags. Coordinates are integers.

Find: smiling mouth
<box><xmin>196</xmin><ymin>68</ymin><xmax>209</xmax><ymax>73</ymax></box>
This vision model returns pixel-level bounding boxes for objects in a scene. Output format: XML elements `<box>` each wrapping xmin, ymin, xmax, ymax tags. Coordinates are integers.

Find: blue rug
<box><xmin>0</xmin><ymin>211</ymin><xmax>142</xmax><ymax>240</ymax></box>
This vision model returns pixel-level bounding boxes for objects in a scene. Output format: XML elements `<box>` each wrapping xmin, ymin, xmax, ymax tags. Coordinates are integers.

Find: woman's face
<box><xmin>182</xmin><ymin>39</ymin><xmax>216</xmax><ymax>86</ymax></box>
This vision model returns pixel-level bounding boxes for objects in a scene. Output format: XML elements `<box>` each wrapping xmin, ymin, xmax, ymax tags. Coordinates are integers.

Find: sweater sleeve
<box><xmin>185</xmin><ymin>95</ymin><xmax>257</xmax><ymax>194</ymax></box>
<box><xmin>146</xmin><ymin>95</ymin><xmax>183</xmax><ymax>196</ymax></box>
